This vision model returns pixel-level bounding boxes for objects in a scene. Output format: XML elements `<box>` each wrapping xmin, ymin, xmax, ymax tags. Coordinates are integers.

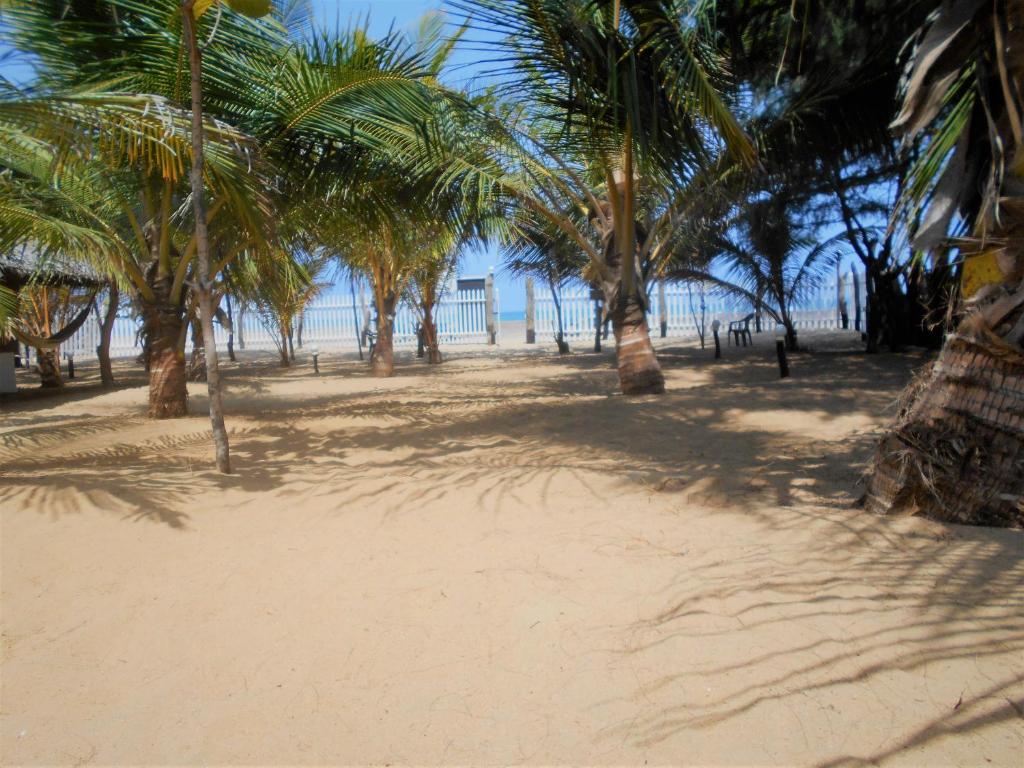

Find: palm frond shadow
<box><xmin>2</xmin><ymin>338</ymin><xmax>1021</xmax><ymax>763</ymax></box>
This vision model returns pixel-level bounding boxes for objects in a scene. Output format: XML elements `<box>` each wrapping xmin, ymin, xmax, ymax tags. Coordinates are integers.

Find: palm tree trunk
<box><xmin>279</xmin><ymin>324</ymin><xmax>290</xmax><ymax>367</ymax></box>
<box><xmin>551</xmin><ymin>280</ymin><xmax>569</xmax><ymax>354</ymax></box>
<box><xmin>422</xmin><ymin>304</ymin><xmax>442</xmax><ymax>364</ymax></box>
<box><xmin>98</xmin><ymin>282</ymin><xmax>118</xmax><ymax>386</ymax></box>
<box><xmin>35</xmin><ymin>347</ymin><xmax>62</xmax><ymax>388</ymax></box>
<box><xmin>609</xmin><ymin>291</ymin><xmax>665</xmax><ymax>395</ymax></box>
<box><xmin>864</xmin><ymin>322</ymin><xmax>1024</xmax><ymax>527</ymax></box>
<box><xmin>604</xmin><ymin>138</ymin><xmax>665</xmax><ymax>395</ymax></box>
<box><xmin>182</xmin><ymin>0</ymin><xmax>230</xmax><ymax>473</ymax></box>
<box><xmin>372</xmin><ymin>295</ymin><xmax>396</xmax><ymax>377</ymax></box>
<box><xmin>146</xmin><ymin>296</ymin><xmax>188</xmax><ymax>418</ymax></box>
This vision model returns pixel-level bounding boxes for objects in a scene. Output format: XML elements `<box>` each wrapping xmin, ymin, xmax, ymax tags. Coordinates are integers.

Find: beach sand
<box><xmin>1</xmin><ymin>331</ymin><xmax>1022</xmax><ymax>766</ymax></box>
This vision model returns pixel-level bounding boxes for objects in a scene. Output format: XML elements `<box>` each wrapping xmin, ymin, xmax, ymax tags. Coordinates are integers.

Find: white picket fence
<box><xmin>59</xmin><ymin>287</ymin><xmax>499</xmax><ymax>361</ymax></box>
<box><xmin>535</xmin><ymin>270</ymin><xmax>865</xmax><ymax>341</ymax></box>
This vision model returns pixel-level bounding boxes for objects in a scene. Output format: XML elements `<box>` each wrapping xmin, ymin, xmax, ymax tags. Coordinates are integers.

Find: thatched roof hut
<box><xmin>0</xmin><ymin>245</ymin><xmax>103</xmax><ymax>291</ymax></box>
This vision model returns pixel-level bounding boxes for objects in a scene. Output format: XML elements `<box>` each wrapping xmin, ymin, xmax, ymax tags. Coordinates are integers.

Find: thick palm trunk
<box><xmin>146</xmin><ymin>299</ymin><xmax>188</xmax><ymax>418</ymax></box>
<box><xmin>35</xmin><ymin>347</ymin><xmax>62</xmax><ymax>388</ymax></box>
<box><xmin>864</xmin><ymin>320</ymin><xmax>1024</xmax><ymax>527</ymax></box>
<box><xmin>372</xmin><ymin>307</ymin><xmax>395</xmax><ymax>377</ymax></box>
<box><xmin>98</xmin><ymin>283</ymin><xmax>118</xmax><ymax>386</ymax></box>
<box><xmin>609</xmin><ymin>292</ymin><xmax>665</xmax><ymax>395</ymax></box>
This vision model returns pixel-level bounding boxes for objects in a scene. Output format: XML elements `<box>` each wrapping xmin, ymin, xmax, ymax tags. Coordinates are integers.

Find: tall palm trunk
<box><xmin>603</xmin><ymin>141</ymin><xmax>665</xmax><ymax>394</ymax></box>
<box><xmin>371</xmin><ymin>294</ymin><xmax>396</xmax><ymax>377</ymax></box>
<box><xmin>182</xmin><ymin>1</ymin><xmax>230</xmax><ymax>473</ymax></box>
<box><xmin>98</xmin><ymin>282</ymin><xmax>118</xmax><ymax>386</ymax></box>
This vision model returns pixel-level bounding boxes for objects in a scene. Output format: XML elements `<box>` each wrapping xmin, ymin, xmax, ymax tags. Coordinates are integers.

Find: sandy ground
<box><xmin>1</xmin><ymin>330</ymin><xmax>1022</xmax><ymax>766</ymax></box>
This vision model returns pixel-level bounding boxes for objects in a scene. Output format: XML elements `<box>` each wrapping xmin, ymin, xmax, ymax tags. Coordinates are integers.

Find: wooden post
<box><xmin>658</xmin><ymin>279</ymin><xmax>667</xmax><ymax>338</ymax></box>
<box><xmin>712</xmin><ymin>319</ymin><xmax>721</xmax><ymax>359</ymax></box>
<box><xmin>485</xmin><ymin>269</ymin><xmax>496</xmax><ymax>345</ymax></box>
<box><xmin>525</xmin><ymin>278</ymin><xmax>536</xmax><ymax>344</ymax></box>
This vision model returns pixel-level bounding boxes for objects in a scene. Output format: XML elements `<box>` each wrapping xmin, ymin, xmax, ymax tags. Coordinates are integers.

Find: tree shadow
<box><xmin>2</xmin><ymin>332</ymin><xmax>1020</xmax><ymax>763</ymax></box>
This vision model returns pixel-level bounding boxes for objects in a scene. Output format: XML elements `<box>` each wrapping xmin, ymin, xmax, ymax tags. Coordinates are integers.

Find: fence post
<box><xmin>485</xmin><ymin>269</ymin><xmax>496</xmax><ymax>345</ymax></box>
<box><xmin>658</xmin><ymin>279</ymin><xmax>667</xmax><ymax>338</ymax></box>
<box><xmin>525</xmin><ymin>278</ymin><xmax>536</xmax><ymax>343</ymax></box>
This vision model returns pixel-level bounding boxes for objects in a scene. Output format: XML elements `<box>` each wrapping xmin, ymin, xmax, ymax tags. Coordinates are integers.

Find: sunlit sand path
<box><xmin>2</xmin><ymin>333</ymin><xmax>1022</xmax><ymax>766</ymax></box>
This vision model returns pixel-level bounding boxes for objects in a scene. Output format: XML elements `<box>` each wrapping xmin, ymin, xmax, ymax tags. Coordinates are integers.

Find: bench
<box><xmin>728</xmin><ymin>313</ymin><xmax>754</xmax><ymax>347</ymax></box>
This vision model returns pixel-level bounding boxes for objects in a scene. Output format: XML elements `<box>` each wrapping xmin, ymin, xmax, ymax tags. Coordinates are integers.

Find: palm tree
<box><xmin>1</xmin><ymin>1</ymin><xmax>457</xmax><ymax>470</ymax></box>
<box><xmin>233</xmin><ymin>248</ymin><xmax>328</xmax><ymax>367</ymax></box>
<box><xmin>666</xmin><ymin>187</ymin><xmax>846</xmax><ymax>350</ymax></box>
<box><xmin>181</xmin><ymin>0</ymin><xmax>273</xmax><ymax>472</ymax></box>
<box><xmin>449</xmin><ymin>0</ymin><xmax>754</xmax><ymax>393</ymax></box>
<box><xmin>864</xmin><ymin>0</ymin><xmax>1023</xmax><ymax>527</ymax></box>
<box><xmin>408</xmin><ymin>232</ymin><xmax>463</xmax><ymax>365</ymax></box>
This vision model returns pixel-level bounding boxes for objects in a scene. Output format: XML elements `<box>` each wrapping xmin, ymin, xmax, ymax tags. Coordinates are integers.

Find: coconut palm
<box><xmin>232</xmin><ymin>247</ymin><xmax>329</xmax><ymax>367</ymax></box>
<box><xmin>0</xmin><ymin>0</ymin><xmax>459</xmax><ymax>472</ymax></box>
<box><xmin>666</xmin><ymin>187</ymin><xmax>847</xmax><ymax>350</ymax></box>
<box><xmin>864</xmin><ymin>0</ymin><xmax>1024</xmax><ymax>527</ymax></box>
<box><xmin>448</xmin><ymin>0</ymin><xmax>754</xmax><ymax>393</ymax></box>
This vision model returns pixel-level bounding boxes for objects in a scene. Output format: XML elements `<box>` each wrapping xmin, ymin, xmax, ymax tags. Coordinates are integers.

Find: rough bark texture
<box><xmin>609</xmin><ymin>292</ymin><xmax>665</xmax><ymax>395</ymax></box>
<box><xmin>35</xmin><ymin>348</ymin><xmax>62</xmax><ymax>388</ymax></box>
<box><xmin>98</xmin><ymin>283</ymin><xmax>118</xmax><ymax>387</ymax></box>
<box><xmin>146</xmin><ymin>300</ymin><xmax>188</xmax><ymax>418</ymax></box>
<box><xmin>865</xmin><ymin>297</ymin><xmax>1024</xmax><ymax>528</ymax></box>
<box><xmin>371</xmin><ymin>313</ymin><xmax>395</xmax><ymax>377</ymax></box>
